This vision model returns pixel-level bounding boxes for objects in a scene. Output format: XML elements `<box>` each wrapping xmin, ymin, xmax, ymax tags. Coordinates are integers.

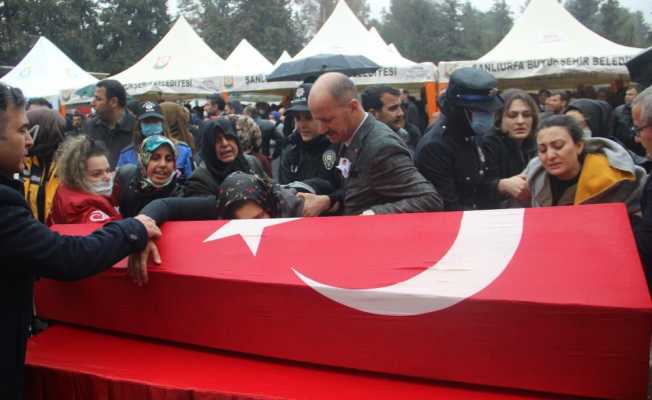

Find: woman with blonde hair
<box><xmin>48</xmin><ymin>135</ymin><xmax>120</xmax><ymax>224</ymax></box>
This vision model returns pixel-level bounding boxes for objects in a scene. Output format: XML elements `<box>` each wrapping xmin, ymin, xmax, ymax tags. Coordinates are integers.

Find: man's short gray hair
<box><xmin>633</xmin><ymin>86</ymin><xmax>652</xmax><ymax>127</ymax></box>
<box><xmin>329</xmin><ymin>75</ymin><xmax>357</xmax><ymax>104</ymax></box>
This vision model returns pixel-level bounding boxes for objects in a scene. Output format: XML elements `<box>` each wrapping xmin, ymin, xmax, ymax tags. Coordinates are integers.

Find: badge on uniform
<box><xmin>322</xmin><ymin>149</ymin><xmax>337</xmax><ymax>171</ymax></box>
<box><xmin>336</xmin><ymin>157</ymin><xmax>351</xmax><ymax>179</ymax></box>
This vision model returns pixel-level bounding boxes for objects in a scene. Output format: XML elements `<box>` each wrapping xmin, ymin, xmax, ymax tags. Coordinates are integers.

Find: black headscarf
<box><xmin>199</xmin><ymin>118</ymin><xmax>253</xmax><ymax>184</ymax></box>
<box><xmin>216</xmin><ymin>171</ymin><xmax>277</xmax><ymax>218</ymax></box>
<box><xmin>565</xmin><ymin>99</ymin><xmax>614</xmax><ymax>139</ymax></box>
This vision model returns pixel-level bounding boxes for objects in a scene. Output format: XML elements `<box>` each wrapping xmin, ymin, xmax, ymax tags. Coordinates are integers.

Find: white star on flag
<box><xmin>203</xmin><ymin>218</ymin><xmax>299</xmax><ymax>256</ymax></box>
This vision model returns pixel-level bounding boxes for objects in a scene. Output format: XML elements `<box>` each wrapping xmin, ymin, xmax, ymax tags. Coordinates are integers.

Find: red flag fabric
<box><xmin>36</xmin><ymin>204</ymin><xmax>652</xmax><ymax>399</ymax></box>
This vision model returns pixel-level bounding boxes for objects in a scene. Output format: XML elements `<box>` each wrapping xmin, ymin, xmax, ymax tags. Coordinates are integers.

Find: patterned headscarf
<box><xmin>138</xmin><ymin>135</ymin><xmax>178</xmax><ymax>190</ymax></box>
<box><xmin>216</xmin><ymin>171</ymin><xmax>276</xmax><ymax>219</ymax></box>
<box><xmin>226</xmin><ymin>114</ymin><xmax>262</xmax><ymax>154</ymax></box>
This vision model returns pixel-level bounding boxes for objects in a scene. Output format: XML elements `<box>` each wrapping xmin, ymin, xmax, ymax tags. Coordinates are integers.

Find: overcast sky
<box><xmin>368</xmin><ymin>0</ymin><xmax>651</xmax><ymax>22</ymax></box>
<box><xmin>168</xmin><ymin>0</ymin><xmax>652</xmax><ymax>24</ymax></box>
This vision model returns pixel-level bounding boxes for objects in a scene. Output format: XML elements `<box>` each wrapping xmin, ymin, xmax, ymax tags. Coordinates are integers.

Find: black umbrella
<box><xmin>267</xmin><ymin>54</ymin><xmax>380</xmax><ymax>83</ymax></box>
<box><xmin>626</xmin><ymin>47</ymin><xmax>652</xmax><ymax>89</ymax></box>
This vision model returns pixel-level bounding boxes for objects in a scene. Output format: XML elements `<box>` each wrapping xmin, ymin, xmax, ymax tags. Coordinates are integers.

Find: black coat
<box><xmin>565</xmin><ymin>99</ymin><xmax>614</xmax><ymax>139</ymax></box>
<box><xmin>84</xmin><ymin>111</ymin><xmax>136</xmax><ymax>169</ymax></box>
<box><xmin>482</xmin><ymin>130</ymin><xmax>537</xmax><ymax>208</ymax></box>
<box><xmin>614</xmin><ymin>103</ymin><xmax>645</xmax><ymax>156</ymax></box>
<box><xmin>0</xmin><ymin>174</ymin><xmax>148</xmax><ymax>400</ymax></box>
<box><xmin>416</xmin><ymin>114</ymin><xmax>499</xmax><ymax>211</ymax></box>
<box><xmin>255</xmin><ymin>116</ymin><xmax>284</xmax><ymax>158</ymax></box>
<box><xmin>184</xmin><ymin>119</ymin><xmax>267</xmax><ymax>197</ymax></box>
<box><xmin>278</xmin><ymin>132</ymin><xmax>338</xmax><ymax>195</ymax></box>
<box><xmin>115</xmin><ymin>164</ymin><xmax>184</xmax><ymax>218</ymax></box>
<box><xmin>636</xmin><ymin>176</ymin><xmax>652</xmax><ymax>294</ymax></box>
<box><xmin>483</xmin><ymin>130</ymin><xmax>536</xmax><ymax>179</ymax></box>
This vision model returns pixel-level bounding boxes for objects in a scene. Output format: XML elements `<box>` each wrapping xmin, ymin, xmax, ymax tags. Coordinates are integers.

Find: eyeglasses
<box><xmin>633</xmin><ymin>124</ymin><xmax>650</xmax><ymax>136</ymax></box>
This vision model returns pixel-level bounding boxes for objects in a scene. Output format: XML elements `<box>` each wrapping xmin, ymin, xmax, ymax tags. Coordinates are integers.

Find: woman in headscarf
<box><xmin>525</xmin><ymin>114</ymin><xmax>646</xmax><ymax>218</ymax></box>
<box><xmin>483</xmin><ymin>89</ymin><xmax>539</xmax><ymax>208</ymax></box>
<box><xmin>184</xmin><ymin>118</ymin><xmax>267</xmax><ymax>197</ymax></box>
<box><xmin>114</xmin><ymin>135</ymin><xmax>183</xmax><ymax>218</ymax></box>
<box><xmin>22</xmin><ymin>108</ymin><xmax>66</xmax><ymax>222</ymax></box>
<box><xmin>225</xmin><ymin>113</ymin><xmax>272</xmax><ymax>176</ymax></box>
<box><xmin>564</xmin><ymin>98</ymin><xmax>615</xmax><ymax>139</ymax></box>
<box><xmin>48</xmin><ymin>135</ymin><xmax>120</xmax><ymax>225</ymax></box>
<box><xmin>116</xmin><ymin>101</ymin><xmax>194</xmax><ymax>180</ymax></box>
<box><xmin>139</xmin><ymin>171</ymin><xmax>303</xmax><ymax>224</ymax></box>
<box><xmin>160</xmin><ymin>101</ymin><xmax>197</xmax><ymax>155</ymax></box>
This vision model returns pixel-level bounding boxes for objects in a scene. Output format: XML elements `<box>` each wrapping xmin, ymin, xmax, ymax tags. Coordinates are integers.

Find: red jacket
<box><xmin>48</xmin><ymin>184</ymin><xmax>121</xmax><ymax>225</ymax></box>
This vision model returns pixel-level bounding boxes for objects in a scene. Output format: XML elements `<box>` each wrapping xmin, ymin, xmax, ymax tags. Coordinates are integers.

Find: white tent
<box><xmin>369</xmin><ymin>27</ymin><xmax>388</xmax><ymax>47</ymax></box>
<box><xmin>296</xmin><ymin>0</ymin><xmax>435</xmax><ymax>87</ymax></box>
<box><xmin>388</xmin><ymin>43</ymin><xmax>403</xmax><ymax>57</ymax></box>
<box><xmin>295</xmin><ymin>0</ymin><xmax>416</xmax><ymax>69</ymax></box>
<box><xmin>1</xmin><ymin>36</ymin><xmax>97</xmax><ymax>98</ymax></box>
<box><xmin>110</xmin><ymin>16</ymin><xmax>225</xmax><ymax>98</ymax></box>
<box><xmin>223</xmin><ymin>39</ymin><xmax>274</xmax><ymax>76</ymax></box>
<box><xmin>274</xmin><ymin>51</ymin><xmax>293</xmax><ymax>67</ymax></box>
<box><xmin>216</xmin><ymin>39</ymin><xmax>291</xmax><ymax>92</ymax></box>
<box><xmin>438</xmin><ymin>0</ymin><xmax>642</xmax><ymax>89</ymax></box>
<box><xmin>225</xmin><ymin>0</ymin><xmax>435</xmax><ymax>93</ymax></box>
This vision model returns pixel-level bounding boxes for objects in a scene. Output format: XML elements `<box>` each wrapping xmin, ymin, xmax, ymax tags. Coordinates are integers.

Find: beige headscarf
<box><xmin>160</xmin><ymin>102</ymin><xmax>195</xmax><ymax>152</ymax></box>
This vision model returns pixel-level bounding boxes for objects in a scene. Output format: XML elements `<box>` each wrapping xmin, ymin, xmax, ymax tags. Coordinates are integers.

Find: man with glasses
<box><xmin>632</xmin><ymin>86</ymin><xmax>652</xmax><ymax>294</ymax></box>
<box><xmin>416</xmin><ymin>67</ymin><xmax>504</xmax><ymax>211</ymax></box>
<box><xmin>633</xmin><ymin>88</ymin><xmax>652</xmax><ymax>163</ymax></box>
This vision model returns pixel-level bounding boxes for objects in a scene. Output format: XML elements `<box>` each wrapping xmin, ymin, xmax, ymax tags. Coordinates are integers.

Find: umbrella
<box><xmin>267</xmin><ymin>54</ymin><xmax>380</xmax><ymax>83</ymax></box>
<box><xmin>626</xmin><ymin>47</ymin><xmax>652</xmax><ymax>89</ymax></box>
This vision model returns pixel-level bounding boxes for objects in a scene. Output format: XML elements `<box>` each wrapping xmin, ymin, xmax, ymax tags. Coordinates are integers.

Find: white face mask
<box><xmin>86</xmin><ymin>176</ymin><xmax>114</xmax><ymax>197</ymax></box>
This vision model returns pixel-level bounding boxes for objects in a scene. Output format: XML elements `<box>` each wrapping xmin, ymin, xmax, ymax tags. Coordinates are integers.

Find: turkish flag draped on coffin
<box><xmin>35</xmin><ymin>204</ymin><xmax>652</xmax><ymax>399</ymax></box>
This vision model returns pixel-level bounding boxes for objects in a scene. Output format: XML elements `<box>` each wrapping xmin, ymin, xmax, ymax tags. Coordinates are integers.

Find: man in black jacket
<box><xmin>278</xmin><ymin>83</ymin><xmax>337</xmax><ymax>195</ymax></box>
<box><xmin>614</xmin><ymin>84</ymin><xmax>644</xmax><ymax>156</ymax></box>
<box><xmin>632</xmin><ymin>87</ymin><xmax>652</xmax><ymax>295</ymax></box>
<box><xmin>415</xmin><ymin>67</ymin><xmax>503</xmax><ymax>211</ymax></box>
<box><xmin>361</xmin><ymin>85</ymin><xmax>421</xmax><ymax>152</ymax></box>
<box><xmin>0</xmin><ymin>83</ymin><xmax>161</xmax><ymax>400</ymax></box>
<box><xmin>85</xmin><ymin>79</ymin><xmax>136</xmax><ymax>168</ymax></box>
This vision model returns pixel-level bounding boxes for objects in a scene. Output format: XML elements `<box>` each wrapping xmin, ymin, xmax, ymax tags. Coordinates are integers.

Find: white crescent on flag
<box><xmin>292</xmin><ymin>209</ymin><xmax>525</xmax><ymax>316</ymax></box>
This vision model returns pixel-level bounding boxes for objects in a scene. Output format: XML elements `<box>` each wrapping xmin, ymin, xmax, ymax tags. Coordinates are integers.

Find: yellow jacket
<box><xmin>526</xmin><ymin>137</ymin><xmax>646</xmax><ymax>215</ymax></box>
<box><xmin>22</xmin><ymin>156</ymin><xmax>59</xmax><ymax>222</ymax></box>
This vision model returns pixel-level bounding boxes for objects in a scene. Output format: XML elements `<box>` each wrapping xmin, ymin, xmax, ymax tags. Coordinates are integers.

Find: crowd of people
<box><xmin>2</xmin><ymin>67</ymin><xmax>652</xmax><ymax>398</ymax></box>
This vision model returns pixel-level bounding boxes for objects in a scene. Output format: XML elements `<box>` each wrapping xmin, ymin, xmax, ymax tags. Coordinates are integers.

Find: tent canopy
<box><xmin>274</xmin><ymin>51</ymin><xmax>293</xmax><ymax>67</ymax></box>
<box><xmin>224</xmin><ymin>0</ymin><xmax>436</xmax><ymax>94</ymax></box>
<box><xmin>1</xmin><ymin>37</ymin><xmax>97</xmax><ymax>98</ymax></box>
<box><xmin>223</xmin><ymin>39</ymin><xmax>274</xmax><ymax>76</ymax></box>
<box><xmin>295</xmin><ymin>0</ymin><xmax>414</xmax><ymax>68</ymax></box>
<box><xmin>438</xmin><ymin>0</ymin><xmax>642</xmax><ymax>89</ymax></box>
<box><xmin>110</xmin><ymin>16</ymin><xmax>225</xmax><ymax>98</ymax></box>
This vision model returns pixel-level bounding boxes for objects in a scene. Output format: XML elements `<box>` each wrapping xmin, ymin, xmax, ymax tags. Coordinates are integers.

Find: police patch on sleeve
<box><xmin>322</xmin><ymin>149</ymin><xmax>337</xmax><ymax>171</ymax></box>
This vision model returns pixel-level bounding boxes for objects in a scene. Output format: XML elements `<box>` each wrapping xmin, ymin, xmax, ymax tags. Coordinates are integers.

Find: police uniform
<box><xmin>278</xmin><ymin>84</ymin><xmax>338</xmax><ymax>195</ymax></box>
<box><xmin>415</xmin><ymin>68</ymin><xmax>504</xmax><ymax>211</ymax></box>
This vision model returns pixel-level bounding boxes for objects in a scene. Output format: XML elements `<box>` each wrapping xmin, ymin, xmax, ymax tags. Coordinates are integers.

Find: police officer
<box><xmin>415</xmin><ymin>67</ymin><xmax>504</xmax><ymax>211</ymax></box>
<box><xmin>278</xmin><ymin>83</ymin><xmax>337</xmax><ymax>195</ymax></box>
